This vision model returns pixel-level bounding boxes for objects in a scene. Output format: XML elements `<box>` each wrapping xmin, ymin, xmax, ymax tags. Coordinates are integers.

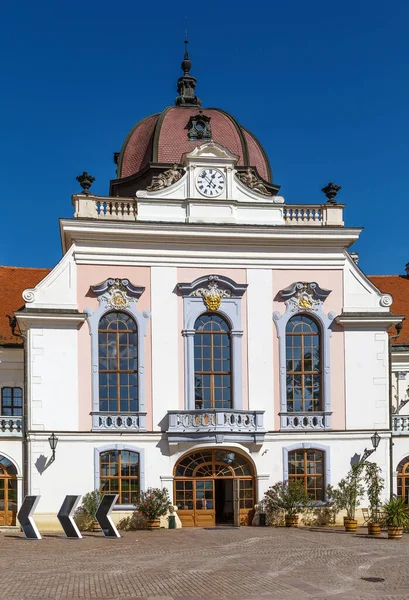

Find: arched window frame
<box><xmin>274</xmin><ymin>282</ymin><xmax>336</xmax><ymax>431</ymax></box>
<box><xmin>94</xmin><ymin>444</ymin><xmax>145</xmax><ymax>510</ymax></box>
<box><xmin>283</xmin><ymin>442</ymin><xmax>330</xmax><ymax>503</ymax></box>
<box><xmin>178</xmin><ymin>275</ymin><xmax>248</xmax><ymax>410</ymax></box>
<box><xmin>86</xmin><ymin>278</ymin><xmax>150</xmax><ymax>431</ymax></box>
<box><xmin>193</xmin><ymin>313</ymin><xmax>232</xmax><ymax>410</ymax></box>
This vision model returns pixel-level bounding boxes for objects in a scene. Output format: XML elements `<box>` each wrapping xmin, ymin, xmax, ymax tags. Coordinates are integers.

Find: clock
<box><xmin>196</xmin><ymin>168</ymin><xmax>225</xmax><ymax>197</ymax></box>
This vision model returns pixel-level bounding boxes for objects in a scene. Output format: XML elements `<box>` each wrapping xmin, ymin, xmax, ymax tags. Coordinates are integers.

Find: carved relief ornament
<box><xmin>191</xmin><ymin>280</ymin><xmax>231</xmax><ymax>311</ymax></box>
<box><xmin>91</xmin><ymin>278</ymin><xmax>145</xmax><ymax>308</ymax></box>
<box><xmin>279</xmin><ymin>281</ymin><xmax>331</xmax><ymax>312</ymax></box>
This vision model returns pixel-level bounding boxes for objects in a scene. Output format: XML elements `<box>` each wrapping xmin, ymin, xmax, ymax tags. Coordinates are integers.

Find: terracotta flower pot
<box><xmin>388</xmin><ymin>526</ymin><xmax>403</xmax><ymax>539</ymax></box>
<box><xmin>368</xmin><ymin>523</ymin><xmax>381</xmax><ymax>536</ymax></box>
<box><xmin>147</xmin><ymin>518</ymin><xmax>161</xmax><ymax>530</ymax></box>
<box><xmin>344</xmin><ymin>518</ymin><xmax>358</xmax><ymax>532</ymax></box>
<box><xmin>285</xmin><ymin>514</ymin><xmax>299</xmax><ymax>528</ymax></box>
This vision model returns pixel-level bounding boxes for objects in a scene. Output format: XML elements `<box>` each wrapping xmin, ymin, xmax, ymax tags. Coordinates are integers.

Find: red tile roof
<box><xmin>0</xmin><ymin>266</ymin><xmax>50</xmax><ymax>346</ymax></box>
<box><xmin>369</xmin><ymin>275</ymin><xmax>409</xmax><ymax>345</ymax></box>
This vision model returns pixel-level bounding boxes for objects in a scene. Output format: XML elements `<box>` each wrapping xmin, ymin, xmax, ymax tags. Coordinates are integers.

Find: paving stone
<box><xmin>0</xmin><ymin>527</ymin><xmax>409</xmax><ymax>599</ymax></box>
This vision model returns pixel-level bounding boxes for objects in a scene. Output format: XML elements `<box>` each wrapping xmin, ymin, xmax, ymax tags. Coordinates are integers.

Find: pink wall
<box><xmin>272</xmin><ymin>270</ymin><xmax>345</xmax><ymax>430</ymax></box>
<box><xmin>177</xmin><ymin>268</ymin><xmax>248</xmax><ymax>410</ymax></box>
<box><xmin>77</xmin><ymin>266</ymin><xmax>152</xmax><ymax>431</ymax></box>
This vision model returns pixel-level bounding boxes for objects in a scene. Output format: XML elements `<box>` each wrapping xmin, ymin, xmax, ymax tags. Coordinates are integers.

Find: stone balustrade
<box><xmin>283</xmin><ymin>204</ymin><xmax>344</xmax><ymax>227</ymax></box>
<box><xmin>73</xmin><ymin>193</ymin><xmax>344</xmax><ymax>227</ymax></box>
<box><xmin>168</xmin><ymin>409</ymin><xmax>264</xmax><ymax>433</ymax></box>
<box><xmin>392</xmin><ymin>415</ymin><xmax>409</xmax><ymax>435</ymax></box>
<box><xmin>280</xmin><ymin>412</ymin><xmax>331</xmax><ymax>430</ymax></box>
<box><xmin>0</xmin><ymin>416</ymin><xmax>23</xmax><ymax>435</ymax></box>
<box><xmin>92</xmin><ymin>412</ymin><xmax>146</xmax><ymax>431</ymax></box>
<box><xmin>73</xmin><ymin>194</ymin><xmax>137</xmax><ymax>221</ymax></box>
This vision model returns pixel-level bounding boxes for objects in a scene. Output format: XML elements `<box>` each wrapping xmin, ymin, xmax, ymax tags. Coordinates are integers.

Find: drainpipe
<box><xmin>389</xmin><ymin>322</ymin><xmax>403</xmax><ymax>497</ymax></box>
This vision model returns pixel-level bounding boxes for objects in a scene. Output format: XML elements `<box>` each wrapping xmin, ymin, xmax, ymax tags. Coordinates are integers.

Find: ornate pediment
<box><xmin>279</xmin><ymin>282</ymin><xmax>331</xmax><ymax>312</ymax></box>
<box><xmin>183</xmin><ymin>141</ymin><xmax>239</xmax><ymax>164</ymax></box>
<box><xmin>91</xmin><ymin>278</ymin><xmax>145</xmax><ymax>309</ymax></box>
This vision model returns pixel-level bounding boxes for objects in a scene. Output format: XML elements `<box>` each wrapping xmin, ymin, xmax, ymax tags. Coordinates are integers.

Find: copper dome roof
<box><xmin>116</xmin><ymin>105</ymin><xmax>273</xmax><ymax>183</ymax></box>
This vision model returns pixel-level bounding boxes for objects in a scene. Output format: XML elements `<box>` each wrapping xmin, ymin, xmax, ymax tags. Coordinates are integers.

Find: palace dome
<box><xmin>117</xmin><ymin>106</ymin><xmax>272</xmax><ymax>183</ymax></box>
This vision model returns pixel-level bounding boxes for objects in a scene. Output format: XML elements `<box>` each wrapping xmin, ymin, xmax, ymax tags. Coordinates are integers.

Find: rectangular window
<box><xmin>1</xmin><ymin>388</ymin><xmax>23</xmax><ymax>417</ymax></box>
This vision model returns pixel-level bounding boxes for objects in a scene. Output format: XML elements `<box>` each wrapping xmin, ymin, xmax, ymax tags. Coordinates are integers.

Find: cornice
<box><xmin>60</xmin><ymin>218</ymin><xmax>362</xmax><ymax>254</ymax></box>
<box><xmin>336</xmin><ymin>313</ymin><xmax>404</xmax><ymax>328</ymax></box>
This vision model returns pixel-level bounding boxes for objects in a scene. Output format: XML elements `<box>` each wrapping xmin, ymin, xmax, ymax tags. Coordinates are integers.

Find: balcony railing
<box><xmin>392</xmin><ymin>415</ymin><xmax>409</xmax><ymax>435</ymax></box>
<box><xmin>280</xmin><ymin>412</ymin><xmax>331</xmax><ymax>431</ymax></box>
<box><xmin>0</xmin><ymin>416</ymin><xmax>23</xmax><ymax>435</ymax></box>
<box><xmin>92</xmin><ymin>412</ymin><xmax>146</xmax><ymax>431</ymax></box>
<box><xmin>283</xmin><ymin>204</ymin><xmax>344</xmax><ymax>227</ymax></box>
<box><xmin>167</xmin><ymin>409</ymin><xmax>265</xmax><ymax>446</ymax></box>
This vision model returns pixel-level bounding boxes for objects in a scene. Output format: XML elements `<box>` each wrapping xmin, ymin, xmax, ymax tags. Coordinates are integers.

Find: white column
<box><xmin>151</xmin><ymin>267</ymin><xmax>179</xmax><ymax>431</ymax></box>
<box><xmin>247</xmin><ymin>269</ymin><xmax>274</xmax><ymax>429</ymax></box>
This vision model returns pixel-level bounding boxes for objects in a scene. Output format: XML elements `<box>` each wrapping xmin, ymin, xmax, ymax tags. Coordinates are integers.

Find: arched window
<box><xmin>288</xmin><ymin>448</ymin><xmax>324</xmax><ymax>501</ymax></box>
<box><xmin>286</xmin><ymin>315</ymin><xmax>321</xmax><ymax>412</ymax></box>
<box><xmin>194</xmin><ymin>314</ymin><xmax>231</xmax><ymax>409</ymax></box>
<box><xmin>1</xmin><ymin>387</ymin><xmax>23</xmax><ymax>416</ymax></box>
<box><xmin>100</xmin><ymin>450</ymin><xmax>139</xmax><ymax>505</ymax></box>
<box><xmin>98</xmin><ymin>312</ymin><xmax>138</xmax><ymax>413</ymax></box>
<box><xmin>397</xmin><ymin>457</ymin><xmax>409</xmax><ymax>503</ymax></box>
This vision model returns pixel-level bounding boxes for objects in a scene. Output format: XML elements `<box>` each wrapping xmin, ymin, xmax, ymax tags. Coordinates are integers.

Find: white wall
<box><xmin>150</xmin><ymin>267</ymin><xmax>179</xmax><ymax>430</ymax></box>
<box><xmin>0</xmin><ymin>347</ymin><xmax>24</xmax><ymax>395</ymax></box>
<box><xmin>246</xmin><ymin>269</ymin><xmax>274</xmax><ymax>429</ymax></box>
<box><xmin>28</xmin><ymin>326</ymin><xmax>79</xmax><ymax>431</ymax></box>
<box><xmin>345</xmin><ymin>329</ymin><xmax>389</xmax><ymax>430</ymax></box>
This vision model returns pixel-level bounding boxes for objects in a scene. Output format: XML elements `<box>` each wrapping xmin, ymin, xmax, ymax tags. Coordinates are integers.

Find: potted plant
<box><xmin>136</xmin><ymin>487</ymin><xmax>171</xmax><ymax>529</ymax></box>
<box><xmin>74</xmin><ymin>489</ymin><xmax>103</xmax><ymax>532</ymax></box>
<box><xmin>364</xmin><ymin>462</ymin><xmax>385</xmax><ymax>535</ymax></box>
<box><xmin>329</xmin><ymin>463</ymin><xmax>364</xmax><ymax>532</ymax></box>
<box><xmin>264</xmin><ymin>480</ymin><xmax>309</xmax><ymax>527</ymax></box>
<box><xmin>383</xmin><ymin>495</ymin><xmax>409</xmax><ymax>539</ymax></box>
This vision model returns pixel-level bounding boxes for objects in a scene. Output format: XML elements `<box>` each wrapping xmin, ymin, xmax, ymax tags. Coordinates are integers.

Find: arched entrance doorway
<box><xmin>174</xmin><ymin>449</ymin><xmax>255</xmax><ymax>527</ymax></box>
<box><xmin>0</xmin><ymin>455</ymin><xmax>18</xmax><ymax>526</ymax></box>
<box><xmin>397</xmin><ymin>456</ymin><xmax>409</xmax><ymax>503</ymax></box>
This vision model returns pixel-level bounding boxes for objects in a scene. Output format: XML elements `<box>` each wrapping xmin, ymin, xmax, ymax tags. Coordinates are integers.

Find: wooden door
<box><xmin>0</xmin><ymin>469</ymin><xmax>17</xmax><ymax>526</ymax></box>
<box><xmin>233</xmin><ymin>479</ymin><xmax>240</xmax><ymax>527</ymax></box>
<box><xmin>194</xmin><ymin>480</ymin><xmax>215</xmax><ymax>527</ymax></box>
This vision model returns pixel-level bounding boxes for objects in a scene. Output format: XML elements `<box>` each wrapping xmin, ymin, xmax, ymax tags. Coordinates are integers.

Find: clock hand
<box><xmin>204</xmin><ymin>176</ymin><xmax>216</xmax><ymax>188</ymax></box>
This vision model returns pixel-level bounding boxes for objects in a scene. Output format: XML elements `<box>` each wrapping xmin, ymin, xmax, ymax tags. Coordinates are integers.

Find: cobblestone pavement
<box><xmin>1</xmin><ymin>526</ymin><xmax>409</xmax><ymax>599</ymax></box>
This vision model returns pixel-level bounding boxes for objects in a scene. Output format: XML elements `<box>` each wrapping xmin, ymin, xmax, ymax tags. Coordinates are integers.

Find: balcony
<box><xmin>92</xmin><ymin>412</ymin><xmax>146</xmax><ymax>431</ymax></box>
<box><xmin>392</xmin><ymin>415</ymin><xmax>409</xmax><ymax>435</ymax></box>
<box><xmin>0</xmin><ymin>416</ymin><xmax>23</xmax><ymax>436</ymax></box>
<box><xmin>280</xmin><ymin>412</ymin><xmax>331</xmax><ymax>431</ymax></box>
<box><xmin>167</xmin><ymin>409</ymin><xmax>265</xmax><ymax>448</ymax></box>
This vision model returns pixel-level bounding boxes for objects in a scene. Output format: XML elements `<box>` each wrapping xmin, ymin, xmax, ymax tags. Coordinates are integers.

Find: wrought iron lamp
<box><xmin>48</xmin><ymin>433</ymin><xmax>58</xmax><ymax>461</ymax></box>
<box><xmin>361</xmin><ymin>431</ymin><xmax>381</xmax><ymax>462</ymax></box>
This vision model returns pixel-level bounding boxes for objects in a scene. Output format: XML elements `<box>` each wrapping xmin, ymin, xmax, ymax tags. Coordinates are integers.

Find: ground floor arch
<box><xmin>174</xmin><ymin>448</ymin><xmax>256</xmax><ymax>527</ymax></box>
<box><xmin>0</xmin><ymin>454</ymin><xmax>18</xmax><ymax>526</ymax></box>
<box><xmin>397</xmin><ymin>456</ymin><xmax>409</xmax><ymax>503</ymax></box>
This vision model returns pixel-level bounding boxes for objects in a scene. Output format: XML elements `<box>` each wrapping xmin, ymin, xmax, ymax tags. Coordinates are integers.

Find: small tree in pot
<box><xmin>136</xmin><ymin>487</ymin><xmax>171</xmax><ymax>529</ymax></box>
<box><xmin>364</xmin><ymin>462</ymin><xmax>385</xmax><ymax>535</ymax></box>
<box><xmin>328</xmin><ymin>463</ymin><xmax>364</xmax><ymax>532</ymax></box>
<box><xmin>264</xmin><ymin>480</ymin><xmax>309</xmax><ymax>527</ymax></box>
<box><xmin>383</xmin><ymin>495</ymin><xmax>409</xmax><ymax>539</ymax></box>
<box><xmin>74</xmin><ymin>490</ymin><xmax>103</xmax><ymax>532</ymax></box>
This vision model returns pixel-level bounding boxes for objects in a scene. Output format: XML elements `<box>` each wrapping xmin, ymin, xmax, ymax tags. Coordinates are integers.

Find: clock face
<box><xmin>196</xmin><ymin>168</ymin><xmax>225</xmax><ymax>197</ymax></box>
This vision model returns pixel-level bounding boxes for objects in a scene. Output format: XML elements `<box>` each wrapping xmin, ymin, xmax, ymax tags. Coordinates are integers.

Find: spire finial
<box><xmin>175</xmin><ymin>24</ymin><xmax>201</xmax><ymax>107</ymax></box>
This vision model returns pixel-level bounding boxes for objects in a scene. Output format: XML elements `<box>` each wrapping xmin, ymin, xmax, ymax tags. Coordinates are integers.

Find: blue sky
<box><xmin>1</xmin><ymin>0</ymin><xmax>408</xmax><ymax>274</ymax></box>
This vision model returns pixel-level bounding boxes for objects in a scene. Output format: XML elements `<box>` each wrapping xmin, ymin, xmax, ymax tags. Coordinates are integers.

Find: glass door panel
<box><xmin>194</xmin><ymin>480</ymin><xmax>215</xmax><ymax>527</ymax></box>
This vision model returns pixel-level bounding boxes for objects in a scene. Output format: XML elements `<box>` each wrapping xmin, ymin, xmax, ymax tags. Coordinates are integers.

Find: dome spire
<box><xmin>175</xmin><ymin>31</ymin><xmax>201</xmax><ymax>106</ymax></box>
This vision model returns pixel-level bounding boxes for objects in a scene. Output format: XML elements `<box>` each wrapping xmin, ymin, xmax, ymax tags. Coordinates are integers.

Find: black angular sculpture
<box><xmin>17</xmin><ymin>495</ymin><xmax>41</xmax><ymax>539</ymax></box>
<box><xmin>57</xmin><ymin>495</ymin><xmax>82</xmax><ymax>539</ymax></box>
<box><xmin>95</xmin><ymin>494</ymin><xmax>120</xmax><ymax>538</ymax></box>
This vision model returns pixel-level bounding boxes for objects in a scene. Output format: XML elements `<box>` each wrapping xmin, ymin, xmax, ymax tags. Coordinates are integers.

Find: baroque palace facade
<box><xmin>1</xmin><ymin>49</ymin><xmax>408</xmax><ymax>529</ymax></box>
